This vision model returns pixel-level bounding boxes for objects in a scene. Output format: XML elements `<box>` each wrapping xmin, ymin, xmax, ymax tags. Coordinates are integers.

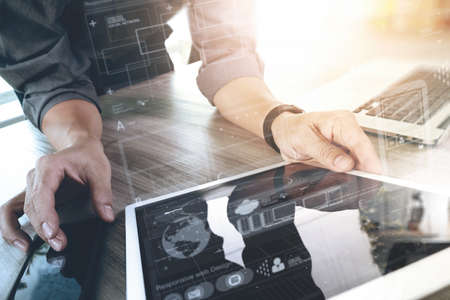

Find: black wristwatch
<box><xmin>263</xmin><ymin>104</ymin><xmax>304</xmax><ymax>153</ymax></box>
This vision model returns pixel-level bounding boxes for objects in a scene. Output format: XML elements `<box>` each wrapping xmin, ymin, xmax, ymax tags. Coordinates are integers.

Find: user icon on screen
<box><xmin>271</xmin><ymin>257</ymin><xmax>286</xmax><ymax>274</ymax></box>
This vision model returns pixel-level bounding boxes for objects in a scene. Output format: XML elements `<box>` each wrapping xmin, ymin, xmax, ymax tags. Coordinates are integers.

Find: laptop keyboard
<box><xmin>354</xmin><ymin>70</ymin><xmax>450</xmax><ymax>125</ymax></box>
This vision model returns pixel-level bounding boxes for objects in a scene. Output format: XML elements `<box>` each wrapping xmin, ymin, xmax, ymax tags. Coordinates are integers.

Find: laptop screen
<box><xmin>135</xmin><ymin>164</ymin><xmax>450</xmax><ymax>300</ymax></box>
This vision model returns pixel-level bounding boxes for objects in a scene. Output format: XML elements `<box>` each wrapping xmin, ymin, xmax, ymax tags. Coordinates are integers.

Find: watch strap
<box><xmin>263</xmin><ymin>104</ymin><xmax>304</xmax><ymax>153</ymax></box>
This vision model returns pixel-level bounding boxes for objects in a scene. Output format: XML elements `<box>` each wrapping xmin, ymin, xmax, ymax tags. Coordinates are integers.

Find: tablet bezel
<box><xmin>125</xmin><ymin>162</ymin><xmax>450</xmax><ymax>300</ymax></box>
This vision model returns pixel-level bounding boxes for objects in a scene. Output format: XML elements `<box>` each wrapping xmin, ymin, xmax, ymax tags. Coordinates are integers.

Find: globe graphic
<box><xmin>162</xmin><ymin>216</ymin><xmax>210</xmax><ymax>259</ymax></box>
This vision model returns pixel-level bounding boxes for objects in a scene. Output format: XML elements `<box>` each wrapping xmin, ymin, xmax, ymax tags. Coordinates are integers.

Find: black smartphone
<box><xmin>9</xmin><ymin>218</ymin><xmax>107</xmax><ymax>300</ymax></box>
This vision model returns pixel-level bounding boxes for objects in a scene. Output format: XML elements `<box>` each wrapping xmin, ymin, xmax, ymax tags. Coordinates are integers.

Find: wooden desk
<box><xmin>0</xmin><ymin>59</ymin><xmax>449</xmax><ymax>299</ymax></box>
<box><xmin>0</xmin><ymin>63</ymin><xmax>282</xmax><ymax>299</ymax></box>
<box><xmin>93</xmin><ymin>66</ymin><xmax>283</xmax><ymax>299</ymax></box>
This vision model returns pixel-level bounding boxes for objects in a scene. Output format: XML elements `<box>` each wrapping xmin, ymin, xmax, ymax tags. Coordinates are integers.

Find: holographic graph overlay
<box><xmin>101</xmin><ymin>42</ymin><xmax>150</xmax><ymax>75</ymax></box>
<box><xmin>104</xmin><ymin>9</ymin><xmax>152</xmax><ymax>43</ymax></box>
<box><xmin>84</xmin><ymin>0</ymin><xmax>182</xmax><ymax>93</ymax></box>
<box><xmin>125</xmin><ymin>61</ymin><xmax>151</xmax><ymax>87</ymax></box>
<box><xmin>136</xmin><ymin>24</ymin><xmax>170</xmax><ymax>55</ymax></box>
<box><xmin>84</xmin><ymin>0</ymin><xmax>259</xmax><ymax>94</ymax></box>
<box><xmin>118</xmin><ymin>141</ymin><xmax>137</xmax><ymax>201</ymax></box>
<box><xmin>92</xmin><ymin>0</ymin><xmax>265</xmax><ymax>200</ymax></box>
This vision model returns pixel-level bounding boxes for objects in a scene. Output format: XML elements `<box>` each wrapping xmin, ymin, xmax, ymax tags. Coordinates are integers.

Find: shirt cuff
<box><xmin>39</xmin><ymin>93</ymin><xmax>101</xmax><ymax>130</ymax></box>
<box><xmin>22</xmin><ymin>80</ymin><xmax>101</xmax><ymax>130</ymax></box>
<box><xmin>196</xmin><ymin>54</ymin><xmax>265</xmax><ymax>105</ymax></box>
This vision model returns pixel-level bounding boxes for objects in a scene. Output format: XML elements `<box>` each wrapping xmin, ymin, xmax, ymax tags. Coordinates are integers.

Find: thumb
<box><xmin>302</xmin><ymin>131</ymin><xmax>355</xmax><ymax>172</ymax></box>
<box><xmin>87</xmin><ymin>166</ymin><xmax>114</xmax><ymax>222</ymax></box>
<box><xmin>0</xmin><ymin>192</ymin><xmax>32</xmax><ymax>252</ymax></box>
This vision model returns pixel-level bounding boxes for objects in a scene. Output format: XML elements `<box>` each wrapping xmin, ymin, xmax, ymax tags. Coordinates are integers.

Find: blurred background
<box><xmin>253</xmin><ymin>0</ymin><xmax>450</xmax><ymax>101</ymax></box>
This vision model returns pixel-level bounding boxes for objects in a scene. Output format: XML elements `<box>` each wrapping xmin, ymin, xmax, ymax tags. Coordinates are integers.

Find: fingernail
<box><xmin>42</xmin><ymin>222</ymin><xmax>54</xmax><ymax>239</ymax></box>
<box><xmin>49</xmin><ymin>238</ymin><xmax>62</xmax><ymax>251</ymax></box>
<box><xmin>13</xmin><ymin>240</ymin><xmax>27</xmax><ymax>252</ymax></box>
<box><xmin>104</xmin><ymin>205</ymin><xmax>115</xmax><ymax>221</ymax></box>
<box><xmin>334</xmin><ymin>155</ymin><xmax>353</xmax><ymax>170</ymax></box>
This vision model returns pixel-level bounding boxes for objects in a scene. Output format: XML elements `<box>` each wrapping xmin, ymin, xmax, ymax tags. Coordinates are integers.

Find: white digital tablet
<box><xmin>125</xmin><ymin>162</ymin><xmax>450</xmax><ymax>300</ymax></box>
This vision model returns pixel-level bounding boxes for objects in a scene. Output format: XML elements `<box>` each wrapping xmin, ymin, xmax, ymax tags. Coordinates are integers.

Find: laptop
<box><xmin>352</xmin><ymin>68</ymin><xmax>450</xmax><ymax>145</ymax></box>
<box><xmin>125</xmin><ymin>162</ymin><xmax>450</xmax><ymax>300</ymax></box>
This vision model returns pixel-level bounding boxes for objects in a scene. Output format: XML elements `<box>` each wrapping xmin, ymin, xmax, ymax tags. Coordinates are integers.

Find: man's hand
<box><xmin>0</xmin><ymin>139</ymin><xmax>114</xmax><ymax>251</ymax></box>
<box><xmin>25</xmin><ymin>138</ymin><xmax>114</xmax><ymax>251</ymax></box>
<box><xmin>272</xmin><ymin>110</ymin><xmax>382</xmax><ymax>173</ymax></box>
<box><xmin>1</xmin><ymin>99</ymin><xmax>111</xmax><ymax>253</ymax></box>
<box><xmin>0</xmin><ymin>138</ymin><xmax>114</xmax><ymax>252</ymax></box>
<box><xmin>0</xmin><ymin>192</ymin><xmax>30</xmax><ymax>252</ymax></box>
<box><xmin>214</xmin><ymin>77</ymin><xmax>382</xmax><ymax>174</ymax></box>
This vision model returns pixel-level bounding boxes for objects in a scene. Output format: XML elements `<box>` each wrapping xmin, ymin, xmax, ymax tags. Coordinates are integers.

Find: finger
<box><xmin>25</xmin><ymin>159</ymin><xmax>66</xmax><ymax>251</ymax></box>
<box><xmin>333</xmin><ymin>117</ymin><xmax>382</xmax><ymax>174</ymax></box>
<box><xmin>0</xmin><ymin>196</ymin><xmax>31</xmax><ymax>252</ymax></box>
<box><xmin>87</xmin><ymin>163</ymin><xmax>114</xmax><ymax>222</ymax></box>
<box><xmin>295</xmin><ymin>126</ymin><xmax>355</xmax><ymax>172</ymax></box>
<box><xmin>6</xmin><ymin>191</ymin><xmax>26</xmax><ymax>213</ymax></box>
<box><xmin>48</xmin><ymin>228</ymin><xmax>67</xmax><ymax>252</ymax></box>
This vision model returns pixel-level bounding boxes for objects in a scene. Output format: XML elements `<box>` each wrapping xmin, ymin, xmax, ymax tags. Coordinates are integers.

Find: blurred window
<box><xmin>0</xmin><ymin>77</ymin><xmax>24</xmax><ymax>128</ymax></box>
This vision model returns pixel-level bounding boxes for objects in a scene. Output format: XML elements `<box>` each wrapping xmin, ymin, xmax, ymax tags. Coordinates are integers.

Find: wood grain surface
<box><xmin>93</xmin><ymin>68</ymin><xmax>282</xmax><ymax>299</ymax></box>
<box><xmin>0</xmin><ymin>58</ymin><xmax>448</xmax><ymax>299</ymax></box>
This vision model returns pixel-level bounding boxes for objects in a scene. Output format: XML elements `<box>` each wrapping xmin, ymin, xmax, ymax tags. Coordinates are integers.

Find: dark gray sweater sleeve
<box><xmin>0</xmin><ymin>0</ymin><xmax>100</xmax><ymax>130</ymax></box>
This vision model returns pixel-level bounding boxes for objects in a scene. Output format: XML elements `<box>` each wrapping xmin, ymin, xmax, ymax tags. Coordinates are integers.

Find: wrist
<box><xmin>263</xmin><ymin>105</ymin><xmax>304</xmax><ymax>153</ymax></box>
<box><xmin>41</xmin><ymin>99</ymin><xmax>103</xmax><ymax>150</ymax></box>
<box><xmin>65</xmin><ymin>130</ymin><xmax>102</xmax><ymax>148</ymax></box>
<box><xmin>271</xmin><ymin>112</ymin><xmax>294</xmax><ymax>139</ymax></box>
<box><xmin>67</xmin><ymin>129</ymin><xmax>101</xmax><ymax>146</ymax></box>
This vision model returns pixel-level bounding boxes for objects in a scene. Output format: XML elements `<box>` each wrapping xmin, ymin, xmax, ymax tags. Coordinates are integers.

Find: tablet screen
<box><xmin>135</xmin><ymin>164</ymin><xmax>450</xmax><ymax>300</ymax></box>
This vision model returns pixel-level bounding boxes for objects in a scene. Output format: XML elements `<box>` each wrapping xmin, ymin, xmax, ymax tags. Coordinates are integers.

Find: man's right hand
<box><xmin>0</xmin><ymin>100</ymin><xmax>112</xmax><ymax>252</ymax></box>
<box><xmin>271</xmin><ymin>110</ymin><xmax>382</xmax><ymax>174</ymax></box>
<box><xmin>1</xmin><ymin>138</ymin><xmax>114</xmax><ymax>252</ymax></box>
